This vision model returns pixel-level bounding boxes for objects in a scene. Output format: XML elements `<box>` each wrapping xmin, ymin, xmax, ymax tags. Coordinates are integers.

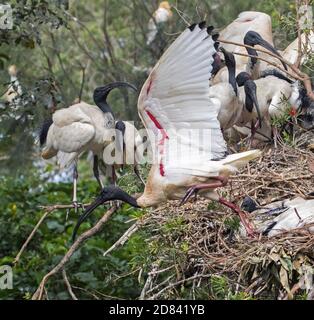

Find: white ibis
<box><xmin>234</xmin><ymin>70</ymin><xmax>314</xmax><ymax>141</ymax></box>
<box><xmin>39</xmin><ymin>82</ymin><xmax>136</xmax><ymax>209</ymax></box>
<box><xmin>210</xmin><ymin>48</ymin><xmax>261</xmax><ymax>131</ymax></box>
<box><xmin>103</xmin><ymin>119</ymin><xmax>145</xmax><ymax>186</ymax></box>
<box><xmin>282</xmin><ymin>31</ymin><xmax>314</xmax><ymax>66</ymax></box>
<box><xmin>215</xmin><ymin>12</ymin><xmax>286</xmax><ymax>83</ymax></box>
<box><xmin>72</xmin><ymin>22</ymin><xmax>262</xmax><ymax>240</ymax></box>
<box><xmin>4</xmin><ymin>65</ymin><xmax>23</xmax><ymax>105</ymax></box>
<box><xmin>146</xmin><ymin>1</ymin><xmax>172</xmax><ymax>45</ymax></box>
<box><xmin>242</xmin><ymin>196</ymin><xmax>314</xmax><ymax>237</ymax></box>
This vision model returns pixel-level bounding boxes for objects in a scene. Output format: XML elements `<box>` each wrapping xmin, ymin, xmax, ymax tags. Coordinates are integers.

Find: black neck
<box><xmin>226</xmin><ymin>59</ymin><xmax>237</xmax><ymax>96</ymax></box>
<box><xmin>94</xmin><ymin>97</ymin><xmax>113</xmax><ymax>115</ymax></box>
<box><xmin>246</xmin><ymin>47</ymin><xmax>258</xmax><ymax>67</ymax></box>
<box><xmin>244</xmin><ymin>81</ymin><xmax>255</xmax><ymax>112</ymax></box>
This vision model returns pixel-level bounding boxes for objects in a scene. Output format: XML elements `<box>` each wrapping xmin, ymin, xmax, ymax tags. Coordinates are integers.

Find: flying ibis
<box><xmin>72</xmin><ymin>22</ymin><xmax>262</xmax><ymax>240</ymax></box>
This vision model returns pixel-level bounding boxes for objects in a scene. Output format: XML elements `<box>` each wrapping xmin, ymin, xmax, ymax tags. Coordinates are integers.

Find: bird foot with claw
<box><xmin>180</xmin><ymin>186</ymin><xmax>199</xmax><ymax>206</ymax></box>
<box><xmin>72</xmin><ymin>201</ymin><xmax>85</xmax><ymax>214</ymax></box>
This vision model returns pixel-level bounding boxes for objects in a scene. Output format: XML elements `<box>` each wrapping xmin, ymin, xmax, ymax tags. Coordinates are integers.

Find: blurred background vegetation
<box><xmin>0</xmin><ymin>0</ymin><xmax>312</xmax><ymax>299</ymax></box>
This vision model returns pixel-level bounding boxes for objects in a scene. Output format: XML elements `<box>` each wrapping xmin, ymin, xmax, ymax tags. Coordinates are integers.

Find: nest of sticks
<box><xmin>135</xmin><ymin>129</ymin><xmax>314</xmax><ymax>300</ymax></box>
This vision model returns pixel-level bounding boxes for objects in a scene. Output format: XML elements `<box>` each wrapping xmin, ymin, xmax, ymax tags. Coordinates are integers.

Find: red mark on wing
<box><xmin>159</xmin><ymin>163</ymin><xmax>165</xmax><ymax>176</ymax></box>
<box><xmin>146</xmin><ymin>110</ymin><xmax>169</xmax><ymax>176</ymax></box>
<box><xmin>146</xmin><ymin>79</ymin><xmax>153</xmax><ymax>95</ymax></box>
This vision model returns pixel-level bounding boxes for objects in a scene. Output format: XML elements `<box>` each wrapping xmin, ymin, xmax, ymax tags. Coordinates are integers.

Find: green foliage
<box><xmin>0</xmin><ymin>168</ymin><xmax>144</xmax><ymax>299</ymax></box>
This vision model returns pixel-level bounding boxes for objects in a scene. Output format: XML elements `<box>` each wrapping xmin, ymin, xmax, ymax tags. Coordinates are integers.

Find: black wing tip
<box><xmin>262</xmin><ymin>221</ymin><xmax>277</xmax><ymax>236</ymax></box>
<box><xmin>214</xmin><ymin>41</ymin><xmax>220</xmax><ymax>50</ymax></box>
<box><xmin>207</xmin><ymin>25</ymin><xmax>214</xmax><ymax>34</ymax></box>
<box><xmin>212</xmin><ymin>33</ymin><xmax>219</xmax><ymax>42</ymax></box>
<box><xmin>39</xmin><ymin>118</ymin><xmax>53</xmax><ymax>146</ymax></box>
<box><xmin>188</xmin><ymin>23</ymin><xmax>197</xmax><ymax>31</ymax></box>
<box><xmin>198</xmin><ymin>21</ymin><xmax>206</xmax><ymax>29</ymax></box>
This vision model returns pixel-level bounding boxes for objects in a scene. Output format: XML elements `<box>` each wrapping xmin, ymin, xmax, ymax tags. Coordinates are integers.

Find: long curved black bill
<box><xmin>220</xmin><ymin>47</ymin><xmax>237</xmax><ymax>96</ymax></box>
<box><xmin>245</xmin><ymin>81</ymin><xmax>262</xmax><ymax>128</ymax></box>
<box><xmin>72</xmin><ymin>196</ymin><xmax>104</xmax><ymax>242</ymax></box>
<box><xmin>258</xmin><ymin>39</ymin><xmax>287</xmax><ymax>71</ymax></box>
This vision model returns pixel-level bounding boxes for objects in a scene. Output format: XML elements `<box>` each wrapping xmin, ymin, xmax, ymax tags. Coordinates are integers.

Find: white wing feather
<box><xmin>138</xmin><ymin>23</ymin><xmax>227</xmax><ymax>178</ymax></box>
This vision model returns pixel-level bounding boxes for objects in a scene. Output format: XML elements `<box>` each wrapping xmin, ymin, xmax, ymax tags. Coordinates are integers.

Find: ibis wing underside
<box><xmin>138</xmin><ymin>23</ymin><xmax>227</xmax><ymax>176</ymax></box>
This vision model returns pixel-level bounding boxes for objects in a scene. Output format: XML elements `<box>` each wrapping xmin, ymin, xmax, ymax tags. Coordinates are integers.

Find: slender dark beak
<box><xmin>98</xmin><ymin>82</ymin><xmax>137</xmax><ymax>97</ymax></box>
<box><xmin>258</xmin><ymin>38</ymin><xmax>287</xmax><ymax>70</ymax></box>
<box><xmin>71</xmin><ymin>186</ymin><xmax>139</xmax><ymax>242</ymax></box>
<box><xmin>245</xmin><ymin>81</ymin><xmax>262</xmax><ymax>128</ymax></box>
<box><xmin>220</xmin><ymin>47</ymin><xmax>237</xmax><ymax>96</ymax></box>
<box><xmin>72</xmin><ymin>196</ymin><xmax>104</xmax><ymax>242</ymax></box>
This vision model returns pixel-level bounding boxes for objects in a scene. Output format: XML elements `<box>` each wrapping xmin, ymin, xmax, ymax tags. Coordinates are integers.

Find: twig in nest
<box><xmin>139</xmin><ymin>262</ymin><xmax>160</xmax><ymax>300</ymax></box>
<box><xmin>103</xmin><ymin>221</ymin><xmax>141</xmax><ymax>257</ymax></box>
<box><xmin>32</xmin><ymin>205</ymin><xmax>120</xmax><ymax>300</ymax></box>
<box><xmin>147</xmin><ymin>274</ymin><xmax>211</xmax><ymax>300</ymax></box>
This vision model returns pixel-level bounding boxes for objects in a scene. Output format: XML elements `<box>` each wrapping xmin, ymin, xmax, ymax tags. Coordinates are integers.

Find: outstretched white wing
<box><xmin>138</xmin><ymin>22</ymin><xmax>227</xmax><ymax>177</ymax></box>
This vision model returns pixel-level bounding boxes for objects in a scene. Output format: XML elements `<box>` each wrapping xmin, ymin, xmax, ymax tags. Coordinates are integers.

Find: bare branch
<box><xmin>32</xmin><ymin>205</ymin><xmax>120</xmax><ymax>300</ymax></box>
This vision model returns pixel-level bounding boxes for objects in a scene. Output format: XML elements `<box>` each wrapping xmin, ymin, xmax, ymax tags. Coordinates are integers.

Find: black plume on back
<box><xmin>39</xmin><ymin>118</ymin><xmax>53</xmax><ymax>146</ymax></box>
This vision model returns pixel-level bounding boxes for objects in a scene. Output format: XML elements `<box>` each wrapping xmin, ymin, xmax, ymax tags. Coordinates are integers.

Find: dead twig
<box><xmin>32</xmin><ymin>205</ymin><xmax>120</xmax><ymax>300</ymax></box>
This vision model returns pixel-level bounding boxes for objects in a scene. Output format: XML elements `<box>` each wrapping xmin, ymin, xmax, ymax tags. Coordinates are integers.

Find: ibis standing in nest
<box><xmin>72</xmin><ymin>22</ymin><xmax>262</xmax><ymax>240</ymax></box>
<box><xmin>39</xmin><ymin>82</ymin><xmax>136</xmax><ymax>210</ymax></box>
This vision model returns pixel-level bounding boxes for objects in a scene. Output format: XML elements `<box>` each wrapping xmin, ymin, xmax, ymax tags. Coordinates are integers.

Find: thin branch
<box><xmin>32</xmin><ymin>205</ymin><xmax>120</xmax><ymax>300</ymax></box>
<box><xmin>13</xmin><ymin>203</ymin><xmax>92</xmax><ymax>265</ymax></box>
<box><xmin>62</xmin><ymin>268</ymin><xmax>78</xmax><ymax>300</ymax></box>
<box><xmin>232</xmin><ymin>52</ymin><xmax>303</xmax><ymax>80</ymax></box>
<box><xmin>13</xmin><ymin>209</ymin><xmax>53</xmax><ymax>265</ymax></box>
<box><xmin>219</xmin><ymin>38</ymin><xmax>314</xmax><ymax>100</ymax></box>
<box><xmin>103</xmin><ymin>221</ymin><xmax>141</xmax><ymax>257</ymax></box>
<box><xmin>295</xmin><ymin>0</ymin><xmax>303</xmax><ymax>68</ymax></box>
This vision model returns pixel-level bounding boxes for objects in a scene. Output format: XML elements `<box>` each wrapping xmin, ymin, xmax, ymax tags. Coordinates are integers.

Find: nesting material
<box><xmin>136</xmin><ymin>130</ymin><xmax>314</xmax><ymax>299</ymax></box>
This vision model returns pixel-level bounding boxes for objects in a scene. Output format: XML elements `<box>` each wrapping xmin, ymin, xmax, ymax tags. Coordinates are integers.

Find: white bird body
<box><xmin>253</xmin><ymin>197</ymin><xmax>314</xmax><ymax>236</ymax></box>
<box><xmin>135</xmin><ymin>23</ymin><xmax>261</xmax><ymax>208</ymax></box>
<box><xmin>5</xmin><ymin>65</ymin><xmax>23</xmax><ymax>104</ymax></box>
<box><xmin>215</xmin><ymin>11</ymin><xmax>275</xmax><ymax>84</ymax></box>
<box><xmin>42</xmin><ymin>101</ymin><xmax>114</xmax><ymax>165</ymax></box>
<box><xmin>72</xmin><ymin>23</ymin><xmax>263</xmax><ymax>240</ymax></box>
<box><xmin>235</xmin><ymin>76</ymin><xmax>293</xmax><ymax>127</ymax></box>
<box><xmin>146</xmin><ymin>1</ymin><xmax>172</xmax><ymax>45</ymax></box>
<box><xmin>210</xmin><ymin>82</ymin><xmax>244</xmax><ymax>129</ymax></box>
<box><xmin>282</xmin><ymin>31</ymin><xmax>314</xmax><ymax>66</ymax></box>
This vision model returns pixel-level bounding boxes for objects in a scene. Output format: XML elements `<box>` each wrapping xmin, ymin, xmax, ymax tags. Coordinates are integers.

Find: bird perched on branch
<box><xmin>73</xmin><ymin>22</ymin><xmax>262</xmax><ymax>241</ymax></box>
<box><xmin>146</xmin><ymin>1</ymin><xmax>172</xmax><ymax>45</ymax></box>
<box><xmin>39</xmin><ymin>82</ymin><xmax>137</xmax><ymax>210</ymax></box>
<box><xmin>4</xmin><ymin>65</ymin><xmax>23</xmax><ymax>105</ymax></box>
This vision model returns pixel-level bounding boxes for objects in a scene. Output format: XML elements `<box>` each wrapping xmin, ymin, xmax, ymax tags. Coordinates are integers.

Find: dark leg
<box><xmin>134</xmin><ymin>164</ymin><xmax>145</xmax><ymax>186</ymax></box>
<box><xmin>112</xmin><ymin>166</ymin><xmax>117</xmax><ymax>186</ymax></box>
<box><xmin>93</xmin><ymin>155</ymin><xmax>104</xmax><ymax>190</ymax></box>
<box><xmin>180</xmin><ymin>176</ymin><xmax>256</xmax><ymax>237</ymax></box>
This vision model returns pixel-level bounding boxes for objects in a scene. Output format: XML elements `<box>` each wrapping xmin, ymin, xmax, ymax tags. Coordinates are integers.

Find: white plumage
<box><xmin>146</xmin><ymin>1</ymin><xmax>172</xmax><ymax>45</ymax></box>
<box><xmin>136</xmin><ymin>23</ymin><xmax>261</xmax><ymax>208</ymax></box>
<box><xmin>73</xmin><ymin>23</ymin><xmax>263</xmax><ymax>239</ymax></box>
